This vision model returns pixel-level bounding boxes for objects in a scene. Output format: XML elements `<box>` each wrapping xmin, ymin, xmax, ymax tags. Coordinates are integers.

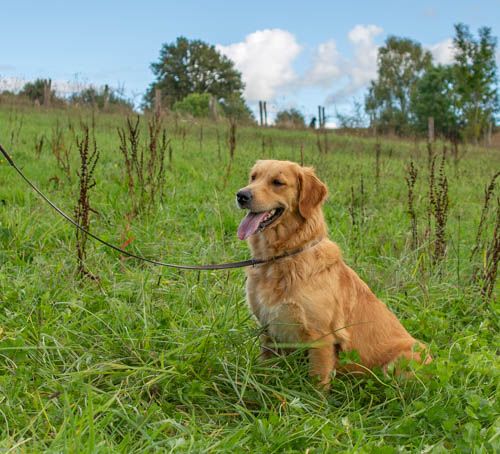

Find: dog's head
<box><xmin>236</xmin><ymin>160</ymin><xmax>327</xmax><ymax>240</ymax></box>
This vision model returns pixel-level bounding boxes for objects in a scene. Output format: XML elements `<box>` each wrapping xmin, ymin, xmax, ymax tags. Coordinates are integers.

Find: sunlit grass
<box><xmin>0</xmin><ymin>106</ymin><xmax>498</xmax><ymax>451</ymax></box>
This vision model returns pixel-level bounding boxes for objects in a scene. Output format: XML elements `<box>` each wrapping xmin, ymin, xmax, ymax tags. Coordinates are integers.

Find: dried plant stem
<box><xmin>481</xmin><ymin>200</ymin><xmax>499</xmax><ymax>300</ymax></box>
<box><xmin>118</xmin><ymin>116</ymin><xmax>141</xmax><ymax>212</ymax></box>
<box><xmin>427</xmin><ymin>141</ymin><xmax>433</xmax><ymax>173</ymax></box>
<box><xmin>50</xmin><ymin>121</ymin><xmax>71</xmax><ymax>180</ymax></box>
<box><xmin>316</xmin><ymin>131</ymin><xmax>323</xmax><ymax>154</ymax></box>
<box><xmin>118</xmin><ymin>114</ymin><xmax>168</xmax><ymax>214</ymax></box>
<box><xmin>222</xmin><ymin>120</ymin><xmax>237</xmax><ymax>189</ymax></box>
<box><xmin>405</xmin><ymin>161</ymin><xmax>419</xmax><ymax>249</ymax></box>
<box><xmin>428</xmin><ymin>151</ymin><xmax>449</xmax><ymax>263</ymax></box>
<box><xmin>216</xmin><ymin>128</ymin><xmax>221</xmax><ymax>160</ymax></box>
<box><xmin>470</xmin><ymin>171</ymin><xmax>499</xmax><ymax>261</ymax></box>
<box><xmin>470</xmin><ymin>172</ymin><xmax>500</xmax><ymax>300</ymax></box>
<box><xmin>75</xmin><ymin>124</ymin><xmax>99</xmax><ymax>278</ymax></box>
<box><xmin>34</xmin><ymin>134</ymin><xmax>45</xmax><ymax>158</ymax></box>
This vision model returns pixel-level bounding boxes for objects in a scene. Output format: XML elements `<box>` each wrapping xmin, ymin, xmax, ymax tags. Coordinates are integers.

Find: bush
<box><xmin>19</xmin><ymin>78</ymin><xmax>56</xmax><ymax>104</ymax></box>
<box><xmin>70</xmin><ymin>85</ymin><xmax>133</xmax><ymax>111</ymax></box>
<box><xmin>173</xmin><ymin>93</ymin><xmax>213</xmax><ymax>117</ymax></box>
<box><xmin>172</xmin><ymin>92</ymin><xmax>255</xmax><ymax>123</ymax></box>
<box><xmin>275</xmin><ymin>108</ymin><xmax>306</xmax><ymax>128</ymax></box>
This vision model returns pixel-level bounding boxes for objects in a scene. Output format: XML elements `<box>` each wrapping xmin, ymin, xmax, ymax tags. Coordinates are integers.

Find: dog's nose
<box><xmin>236</xmin><ymin>189</ymin><xmax>252</xmax><ymax>207</ymax></box>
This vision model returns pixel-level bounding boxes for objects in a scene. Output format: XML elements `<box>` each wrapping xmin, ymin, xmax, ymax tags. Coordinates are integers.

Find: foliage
<box><xmin>275</xmin><ymin>108</ymin><xmax>306</xmax><ymax>128</ymax></box>
<box><xmin>70</xmin><ymin>84</ymin><xmax>133</xmax><ymax>111</ymax></box>
<box><xmin>219</xmin><ymin>92</ymin><xmax>255</xmax><ymax>123</ymax></box>
<box><xmin>173</xmin><ymin>92</ymin><xmax>254</xmax><ymax>123</ymax></box>
<box><xmin>144</xmin><ymin>36</ymin><xmax>245</xmax><ymax>110</ymax></box>
<box><xmin>335</xmin><ymin>100</ymin><xmax>367</xmax><ymax>129</ymax></box>
<box><xmin>366</xmin><ymin>24</ymin><xmax>499</xmax><ymax>142</ymax></box>
<box><xmin>173</xmin><ymin>92</ymin><xmax>213</xmax><ymax>117</ymax></box>
<box><xmin>0</xmin><ymin>105</ymin><xmax>498</xmax><ymax>451</ymax></box>
<box><xmin>411</xmin><ymin>65</ymin><xmax>462</xmax><ymax>140</ymax></box>
<box><xmin>19</xmin><ymin>78</ymin><xmax>55</xmax><ymax>103</ymax></box>
<box><xmin>365</xmin><ymin>36</ymin><xmax>433</xmax><ymax>134</ymax></box>
<box><xmin>452</xmin><ymin>23</ymin><xmax>499</xmax><ymax>143</ymax></box>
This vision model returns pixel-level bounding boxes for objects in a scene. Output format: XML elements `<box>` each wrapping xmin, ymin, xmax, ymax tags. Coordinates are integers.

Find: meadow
<box><xmin>0</xmin><ymin>105</ymin><xmax>498</xmax><ymax>452</ymax></box>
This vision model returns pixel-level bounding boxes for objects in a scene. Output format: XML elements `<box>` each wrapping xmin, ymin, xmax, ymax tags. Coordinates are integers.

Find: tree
<box><xmin>144</xmin><ymin>37</ymin><xmax>245</xmax><ymax>111</ymax></box>
<box><xmin>70</xmin><ymin>85</ymin><xmax>133</xmax><ymax>111</ymax></box>
<box><xmin>365</xmin><ymin>36</ymin><xmax>432</xmax><ymax>134</ymax></box>
<box><xmin>275</xmin><ymin>108</ymin><xmax>306</xmax><ymax>128</ymax></box>
<box><xmin>411</xmin><ymin>65</ymin><xmax>462</xmax><ymax>141</ymax></box>
<box><xmin>219</xmin><ymin>93</ymin><xmax>254</xmax><ymax>123</ymax></box>
<box><xmin>19</xmin><ymin>78</ymin><xmax>54</xmax><ymax>103</ymax></box>
<box><xmin>452</xmin><ymin>23</ymin><xmax>499</xmax><ymax>143</ymax></box>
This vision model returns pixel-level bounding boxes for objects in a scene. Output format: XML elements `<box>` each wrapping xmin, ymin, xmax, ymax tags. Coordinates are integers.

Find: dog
<box><xmin>236</xmin><ymin>159</ymin><xmax>431</xmax><ymax>388</ymax></box>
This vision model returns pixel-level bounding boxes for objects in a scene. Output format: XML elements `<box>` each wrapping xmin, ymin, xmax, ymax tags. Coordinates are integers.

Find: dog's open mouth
<box><xmin>237</xmin><ymin>207</ymin><xmax>284</xmax><ymax>240</ymax></box>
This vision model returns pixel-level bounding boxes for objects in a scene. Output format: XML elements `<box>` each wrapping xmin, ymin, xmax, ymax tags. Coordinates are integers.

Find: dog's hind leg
<box><xmin>383</xmin><ymin>342</ymin><xmax>432</xmax><ymax>375</ymax></box>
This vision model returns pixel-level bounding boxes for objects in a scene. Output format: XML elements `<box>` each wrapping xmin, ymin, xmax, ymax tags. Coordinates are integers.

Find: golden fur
<box><xmin>238</xmin><ymin>160</ymin><xmax>431</xmax><ymax>388</ymax></box>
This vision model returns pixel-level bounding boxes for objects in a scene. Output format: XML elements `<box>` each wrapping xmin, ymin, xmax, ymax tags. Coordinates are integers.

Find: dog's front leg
<box><xmin>308</xmin><ymin>333</ymin><xmax>336</xmax><ymax>389</ymax></box>
<box><xmin>259</xmin><ymin>331</ymin><xmax>279</xmax><ymax>360</ymax></box>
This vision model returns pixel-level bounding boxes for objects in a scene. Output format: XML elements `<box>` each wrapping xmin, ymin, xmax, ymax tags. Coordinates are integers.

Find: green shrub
<box><xmin>275</xmin><ymin>108</ymin><xmax>306</xmax><ymax>128</ymax></box>
<box><xmin>173</xmin><ymin>93</ymin><xmax>212</xmax><ymax>117</ymax></box>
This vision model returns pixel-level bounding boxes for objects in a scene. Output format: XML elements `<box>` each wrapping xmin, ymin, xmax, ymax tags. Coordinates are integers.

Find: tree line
<box><xmin>1</xmin><ymin>78</ymin><xmax>134</xmax><ymax>112</ymax></box>
<box><xmin>365</xmin><ymin>23</ymin><xmax>498</xmax><ymax>143</ymax></box>
<box><xmin>1</xmin><ymin>23</ymin><xmax>497</xmax><ymax>141</ymax></box>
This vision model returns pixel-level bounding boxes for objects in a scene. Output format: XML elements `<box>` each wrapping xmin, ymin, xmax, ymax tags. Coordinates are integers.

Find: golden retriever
<box><xmin>236</xmin><ymin>159</ymin><xmax>431</xmax><ymax>388</ymax></box>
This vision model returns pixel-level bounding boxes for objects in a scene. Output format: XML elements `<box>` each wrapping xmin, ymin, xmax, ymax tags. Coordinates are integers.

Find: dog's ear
<box><xmin>298</xmin><ymin>167</ymin><xmax>328</xmax><ymax>218</ymax></box>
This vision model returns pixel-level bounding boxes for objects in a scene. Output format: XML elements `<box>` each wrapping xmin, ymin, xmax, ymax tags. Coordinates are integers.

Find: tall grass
<box><xmin>0</xmin><ymin>106</ymin><xmax>498</xmax><ymax>452</ymax></box>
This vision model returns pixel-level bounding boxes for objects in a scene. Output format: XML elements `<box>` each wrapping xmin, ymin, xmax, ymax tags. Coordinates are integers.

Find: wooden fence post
<box><xmin>428</xmin><ymin>116</ymin><xmax>434</xmax><ymax>143</ymax></box>
<box><xmin>103</xmin><ymin>84</ymin><xmax>110</xmax><ymax>110</ymax></box>
<box><xmin>43</xmin><ymin>79</ymin><xmax>52</xmax><ymax>107</ymax></box>
<box><xmin>209</xmin><ymin>96</ymin><xmax>218</xmax><ymax>121</ymax></box>
<box><xmin>263</xmin><ymin>101</ymin><xmax>268</xmax><ymax>127</ymax></box>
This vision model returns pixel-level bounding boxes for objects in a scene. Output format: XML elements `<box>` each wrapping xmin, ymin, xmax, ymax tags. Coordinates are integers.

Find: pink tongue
<box><xmin>238</xmin><ymin>211</ymin><xmax>269</xmax><ymax>240</ymax></box>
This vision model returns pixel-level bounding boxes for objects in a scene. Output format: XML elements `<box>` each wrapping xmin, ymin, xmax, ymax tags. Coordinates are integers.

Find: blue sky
<box><xmin>1</xmin><ymin>0</ymin><xmax>499</xmax><ymax>122</ymax></box>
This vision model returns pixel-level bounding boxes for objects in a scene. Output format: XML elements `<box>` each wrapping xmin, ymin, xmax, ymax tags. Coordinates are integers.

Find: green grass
<box><xmin>0</xmin><ymin>105</ymin><xmax>499</xmax><ymax>452</ymax></box>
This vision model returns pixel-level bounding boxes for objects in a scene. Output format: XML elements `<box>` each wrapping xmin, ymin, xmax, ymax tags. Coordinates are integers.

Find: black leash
<box><xmin>0</xmin><ymin>143</ymin><xmax>313</xmax><ymax>270</ymax></box>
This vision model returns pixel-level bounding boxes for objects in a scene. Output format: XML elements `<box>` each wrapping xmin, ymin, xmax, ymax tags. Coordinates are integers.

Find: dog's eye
<box><xmin>251</xmin><ymin>174</ymin><xmax>256</xmax><ymax>181</ymax></box>
<box><xmin>273</xmin><ymin>179</ymin><xmax>285</xmax><ymax>186</ymax></box>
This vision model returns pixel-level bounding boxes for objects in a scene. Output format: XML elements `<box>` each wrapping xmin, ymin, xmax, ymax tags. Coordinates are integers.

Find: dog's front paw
<box><xmin>260</xmin><ymin>345</ymin><xmax>279</xmax><ymax>361</ymax></box>
<box><xmin>318</xmin><ymin>379</ymin><xmax>331</xmax><ymax>392</ymax></box>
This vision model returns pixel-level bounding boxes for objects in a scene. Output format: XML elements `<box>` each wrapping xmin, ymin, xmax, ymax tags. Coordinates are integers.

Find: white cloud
<box><xmin>345</xmin><ymin>25</ymin><xmax>383</xmax><ymax>90</ymax></box>
<box><xmin>427</xmin><ymin>38</ymin><xmax>455</xmax><ymax>65</ymax></box>
<box><xmin>217</xmin><ymin>29</ymin><xmax>302</xmax><ymax>102</ymax></box>
<box><xmin>325</xmin><ymin>24</ymin><xmax>383</xmax><ymax>104</ymax></box>
<box><xmin>304</xmin><ymin>40</ymin><xmax>341</xmax><ymax>87</ymax></box>
<box><xmin>217</xmin><ymin>25</ymin><xmax>383</xmax><ymax>105</ymax></box>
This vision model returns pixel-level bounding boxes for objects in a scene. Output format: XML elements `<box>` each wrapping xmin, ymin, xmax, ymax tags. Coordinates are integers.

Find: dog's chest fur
<box><xmin>257</xmin><ymin>300</ymin><xmax>305</xmax><ymax>344</ymax></box>
<box><xmin>246</xmin><ymin>264</ymin><xmax>308</xmax><ymax>344</ymax></box>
